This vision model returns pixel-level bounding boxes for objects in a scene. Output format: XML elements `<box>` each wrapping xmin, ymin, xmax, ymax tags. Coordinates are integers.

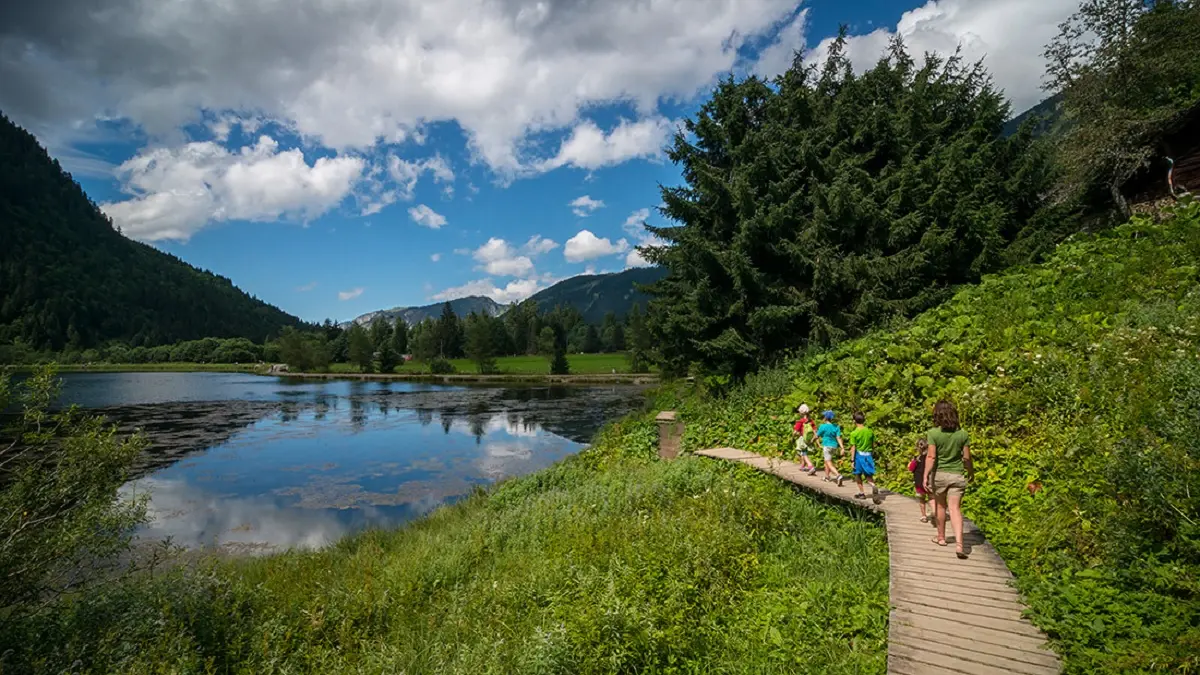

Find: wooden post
<box><xmin>656</xmin><ymin>411</ymin><xmax>684</xmax><ymax>460</ymax></box>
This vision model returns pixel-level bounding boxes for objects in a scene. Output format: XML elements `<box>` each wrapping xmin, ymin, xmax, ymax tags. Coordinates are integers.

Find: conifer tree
<box><xmin>347</xmin><ymin>323</ymin><xmax>374</xmax><ymax>373</ymax></box>
<box><xmin>645</xmin><ymin>35</ymin><xmax>1055</xmax><ymax>378</ymax></box>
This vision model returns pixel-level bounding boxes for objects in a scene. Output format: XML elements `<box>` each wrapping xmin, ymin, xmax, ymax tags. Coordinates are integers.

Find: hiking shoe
<box><xmin>807</xmin><ymin>467</ymin><xmax>818</xmax><ymax>476</ymax></box>
<box><xmin>822</xmin><ymin>476</ymin><xmax>831</xmax><ymax>482</ymax></box>
<box><xmin>836</xmin><ymin>475</ymin><xmax>845</xmax><ymax>487</ymax></box>
<box><xmin>871</xmin><ymin>485</ymin><xmax>881</xmax><ymax>504</ymax></box>
<box><xmin>854</xmin><ymin>493</ymin><xmax>866</xmax><ymax>499</ymax></box>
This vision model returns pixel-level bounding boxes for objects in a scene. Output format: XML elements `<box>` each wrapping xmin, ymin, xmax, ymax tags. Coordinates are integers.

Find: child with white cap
<box><xmin>792</xmin><ymin>404</ymin><xmax>817</xmax><ymax>473</ymax></box>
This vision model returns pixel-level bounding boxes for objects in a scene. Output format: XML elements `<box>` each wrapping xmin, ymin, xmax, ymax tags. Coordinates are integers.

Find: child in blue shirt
<box><xmin>813</xmin><ymin>410</ymin><xmax>845</xmax><ymax>487</ymax></box>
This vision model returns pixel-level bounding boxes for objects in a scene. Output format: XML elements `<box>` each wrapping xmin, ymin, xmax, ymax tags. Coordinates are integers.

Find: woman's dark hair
<box><xmin>933</xmin><ymin>400</ymin><xmax>959</xmax><ymax>431</ymax></box>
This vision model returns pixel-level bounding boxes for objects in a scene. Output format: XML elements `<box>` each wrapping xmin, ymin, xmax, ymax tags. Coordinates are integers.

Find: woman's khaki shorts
<box><xmin>931</xmin><ymin>472</ymin><xmax>967</xmax><ymax>497</ymax></box>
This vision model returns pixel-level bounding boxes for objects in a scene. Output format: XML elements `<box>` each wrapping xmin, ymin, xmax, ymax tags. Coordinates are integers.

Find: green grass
<box><xmin>330</xmin><ymin>353</ymin><xmax>643</xmax><ymax>375</ymax></box>
<box><xmin>2</xmin><ymin>418</ymin><xmax>888</xmax><ymax>674</ymax></box>
<box><xmin>671</xmin><ymin>202</ymin><xmax>1200</xmax><ymax>673</ymax></box>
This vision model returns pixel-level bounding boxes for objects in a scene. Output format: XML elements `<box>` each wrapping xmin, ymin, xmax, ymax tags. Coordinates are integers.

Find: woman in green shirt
<box><xmin>922</xmin><ymin>400</ymin><xmax>975</xmax><ymax>559</ymax></box>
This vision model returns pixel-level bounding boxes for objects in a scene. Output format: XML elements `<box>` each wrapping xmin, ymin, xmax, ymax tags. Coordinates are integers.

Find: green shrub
<box><xmin>429</xmin><ymin>357</ymin><xmax>456</xmax><ymax>374</ymax></box>
<box><xmin>0</xmin><ymin>366</ymin><xmax>147</xmax><ymax>615</ymax></box>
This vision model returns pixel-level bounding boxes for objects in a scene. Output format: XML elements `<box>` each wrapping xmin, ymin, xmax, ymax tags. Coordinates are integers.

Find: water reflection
<box><xmin>59</xmin><ymin>374</ymin><xmax>647</xmax><ymax>554</ymax></box>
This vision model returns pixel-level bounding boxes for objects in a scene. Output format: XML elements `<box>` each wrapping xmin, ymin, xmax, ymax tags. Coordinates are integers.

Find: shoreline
<box><xmin>278</xmin><ymin>371</ymin><xmax>660</xmax><ymax>385</ymax></box>
<box><xmin>7</xmin><ymin>363</ymin><xmax>659</xmax><ymax>385</ymax></box>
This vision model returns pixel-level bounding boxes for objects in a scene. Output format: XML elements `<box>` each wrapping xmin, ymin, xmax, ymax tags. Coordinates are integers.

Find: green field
<box><xmin>330</xmin><ymin>352</ymin><xmax>642</xmax><ymax>375</ymax></box>
<box><xmin>2</xmin><ymin>417</ymin><xmax>888</xmax><ymax>674</ymax></box>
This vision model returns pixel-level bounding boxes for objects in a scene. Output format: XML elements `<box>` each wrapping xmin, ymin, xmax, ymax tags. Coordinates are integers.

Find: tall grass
<box><xmin>1</xmin><ymin>418</ymin><xmax>888</xmax><ymax>674</ymax></box>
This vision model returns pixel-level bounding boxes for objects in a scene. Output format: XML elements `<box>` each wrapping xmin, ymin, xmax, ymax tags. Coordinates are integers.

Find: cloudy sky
<box><xmin>0</xmin><ymin>0</ymin><xmax>1078</xmax><ymax>322</ymax></box>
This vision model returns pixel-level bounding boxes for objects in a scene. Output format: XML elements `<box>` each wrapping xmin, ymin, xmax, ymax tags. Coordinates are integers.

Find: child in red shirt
<box><xmin>906</xmin><ymin>438</ymin><xmax>931</xmax><ymax>522</ymax></box>
<box><xmin>792</xmin><ymin>404</ymin><xmax>817</xmax><ymax>473</ymax></box>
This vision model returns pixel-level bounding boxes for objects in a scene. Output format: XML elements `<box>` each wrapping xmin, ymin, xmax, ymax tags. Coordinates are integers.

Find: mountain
<box><xmin>529</xmin><ymin>267</ymin><xmax>665</xmax><ymax>323</ymax></box>
<box><xmin>347</xmin><ymin>296</ymin><xmax>506</xmax><ymax>327</ymax></box>
<box><xmin>0</xmin><ymin>113</ymin><xmax>304</xmax><ymax>351</ymax></box>
<box><xmin>1002</xmin><ymin>93</ymin><xmax>1064</xmax><ymax>138</ymax></box>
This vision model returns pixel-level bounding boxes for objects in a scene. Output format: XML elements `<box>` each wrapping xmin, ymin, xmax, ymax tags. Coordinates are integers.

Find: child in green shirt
<box><xmin>848</xmin><ymin>411</ymin><xmax>880</xmax><ymax>504</ymax></box>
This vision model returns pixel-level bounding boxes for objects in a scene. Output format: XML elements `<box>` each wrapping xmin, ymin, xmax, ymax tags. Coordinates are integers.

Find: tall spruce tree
<box><xmin>436</xmin><ymin>302</ymin><xmax>464</xmax><ymax>358</ymax></box>
<box><xmin>390</xmin><ymin>317</ymin><xmax>409</xmax><ymax>357</ymax></box>
<box><xmin>465</xmin><ymin>313</ymin><xmax>497</xmax><ymax>374</ymax></box>
<box><xmin>644</xmin><ymin>35</ymin><xmax>1056</xmax><ymax>378</ymax></box>
<box><xmin>626</xmin><ymin>305</ymin><xmax>652</xmax><ymax>374</ymax></box>
<box><xmin>347</xmin><ymin>323</ymin><xmax>374</xmax><ymax>373</ymax></box>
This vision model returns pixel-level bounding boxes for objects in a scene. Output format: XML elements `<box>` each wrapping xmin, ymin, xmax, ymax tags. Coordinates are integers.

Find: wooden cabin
<box><xmin>1122</xmin><ymin>103</ymin><xmax>1200</xmax><ymax>205</ymax></box>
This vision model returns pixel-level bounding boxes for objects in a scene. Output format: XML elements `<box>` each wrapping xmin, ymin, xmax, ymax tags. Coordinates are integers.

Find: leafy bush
<box><xmin>429</xmin><ymin>358</ymin><xmax>456</xmax><ymax>374</ymax></box>
<box><xmin>677</xmin><ymin>202</ymin><xmax>1200</xmax><ymax>672</ymax></box>
<box><xmin>0</xmin><ymin>366</ymin><xmax>147</xmax><ymax>615</ymax></box>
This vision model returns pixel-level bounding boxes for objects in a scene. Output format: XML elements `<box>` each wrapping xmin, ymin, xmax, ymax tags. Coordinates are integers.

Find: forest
<box><xmin>0</xmin><ymin>115</ymin><xmax>306</xmax><ymax>355</ymax></box>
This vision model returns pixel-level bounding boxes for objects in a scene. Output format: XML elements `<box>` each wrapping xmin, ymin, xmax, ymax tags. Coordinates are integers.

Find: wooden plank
<box><xmin>693</xmin><ymin>447</ymin><xmax>1061</xmax><ymax>674</ymax></box>
<box><xmin>890</xmin><ymin>635</ymin><xmax>1058</xmax><ymax>675</ymax></box>
<box><xmin>890</xmin><ymin>624</ymin><xmax>1061</xmax><ymax>671</ymax></box>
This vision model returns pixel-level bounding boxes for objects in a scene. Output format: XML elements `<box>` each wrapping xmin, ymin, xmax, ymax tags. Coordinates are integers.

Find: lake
<box><xmin>45</xmin><ymin>372</ymin><xmax>647</xmax><ymax>554</ymax></box>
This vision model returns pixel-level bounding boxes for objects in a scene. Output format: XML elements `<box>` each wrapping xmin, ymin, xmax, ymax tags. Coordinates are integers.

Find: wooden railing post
<box><xmin>655</xmin><ymin>411</ymin><xmax>684</xmax><ymax>459</ymax></box>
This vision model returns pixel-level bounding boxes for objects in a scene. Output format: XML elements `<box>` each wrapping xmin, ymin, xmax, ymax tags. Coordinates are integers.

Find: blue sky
<box><xmin>1</xmin><ymin>0</ymin><xmax>1077</xmax><ymax>323</ymax></box>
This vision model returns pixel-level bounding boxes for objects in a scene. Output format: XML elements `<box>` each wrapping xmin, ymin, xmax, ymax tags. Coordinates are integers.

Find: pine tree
<box><xmin>465</xmin><ymin>313</ymin><xmax>497</xmax><ymax>374</ymax></box>
<box><xmin>436</xmin><ymin>302</ymin><xmax>463</xmax><ymax>358</ymax></box>
<box><xmin>391</xmin><ymin>318</ymin><xmax>408</xmax><ymax>357</ymax></box>
<box><xmin>626</xmin><ymin>305</ymin><xmax>651</xmax><ymax>374</ymax></box>
<box><xmin>581</xmin><ymin>324</ymin><xmax>601</xmax><ymax>353</ymax></box>
<box><xmin>411</xmin><ymin>319</ymin><xmax>439</xmax><ymax>363</ymax></box>
<box><xmin>645</xmin><ymin>35</ymin><xmax>1055</xmax><ymax>378</ymax></box>
<box><xmin>347</xmin><ymin>323</ymin><xmax>374</xmax><ymax>373</ymax></box>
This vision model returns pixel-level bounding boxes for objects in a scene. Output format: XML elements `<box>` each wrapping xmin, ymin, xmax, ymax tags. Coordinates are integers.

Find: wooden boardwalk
<box><xmin>694</xmin><ymin>448</ymin><xmax>1061</xmax><ymax>675</ymax></box>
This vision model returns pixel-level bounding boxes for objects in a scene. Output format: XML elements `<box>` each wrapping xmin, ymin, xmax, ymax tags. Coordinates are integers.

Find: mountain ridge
<box><xmin>0</xmin><ymin>113</ymin><xmax>305</xmax><ymax>352</ymax></box>
<box><xmin>348</xmin><ymin>267</ymin><xmax>665</xmax><ymax>327</ymax></box>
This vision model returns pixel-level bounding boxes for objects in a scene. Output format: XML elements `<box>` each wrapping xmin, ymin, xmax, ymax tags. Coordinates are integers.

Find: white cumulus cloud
<box><xmin>100</xmin><ymin>135</ymin><xmax>364</xmax><ymax>241</ymax></box>
<box><xmin>564</xmin><ymin>230</ymin><xmax>630</xmax><ymax>263</ymax></box>
<box><xmin>473</xmin><ymin>238</ymin><xmax>534</xmax><ymax>277</ymax></box>
<box><xmin>296</xmin><ymin>281</ymin><xmax>318</xmax><ymax>292</ymax></box>
<box><xmin>408</xmin><ymin>204</ymin><xmax>447</xmax><ymax>229</ymax></box>
<box><xmin>430</xmin><ymin>253</ymin><xmax>442</xmax><ymax>262</ymax></box>
<box><xmin>522</xmin><ymin>235</ymin><xmax>559</xmax><ymax>256</ymax></box>
<box><xmin>541</xmin><ymin>118</ymin><xmax>676</xmax><ymax>172</ymax></box>
<box><xmin>338</xmin><ymin>287</ymin><xmax>364</xmax><ymax>301</ymax></box>
<box><xmin>569</xmin><ymin>195</ymin><xmax>605</xmax><ymax>217</ymax></box>
<box><xmin>803</xmin><ymin>0</ymin><xmax>1078</xmax><ymax>113</ymax></box>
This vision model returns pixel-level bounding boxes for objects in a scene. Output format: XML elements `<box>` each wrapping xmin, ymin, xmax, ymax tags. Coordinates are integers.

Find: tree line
<box><xmin>310</xmin><ymin>300</ymin><xmax>653</xmax><ymax>374</ymax></box>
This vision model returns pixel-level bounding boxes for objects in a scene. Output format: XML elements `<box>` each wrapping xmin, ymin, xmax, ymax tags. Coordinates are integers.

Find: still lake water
<box><xmin>50</xmin><ymin>372</ymin><xmax>647</xmax><ymax>554</ymax></box>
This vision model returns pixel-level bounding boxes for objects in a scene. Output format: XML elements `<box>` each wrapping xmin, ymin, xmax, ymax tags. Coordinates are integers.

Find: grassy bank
<box><xmin>328</xmin><ymin>353</ymin><xmax>646</xmax><ymax>375</ymax></box>
<box><xmin>1</xmin><ymin>417</ymin><xmax>888</xmax><ymax>674</ymax></box>
<box><xmin>667</xmin><ymin>203</ymin><xmax>1200</xmax><ymax>673</ymax></box>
